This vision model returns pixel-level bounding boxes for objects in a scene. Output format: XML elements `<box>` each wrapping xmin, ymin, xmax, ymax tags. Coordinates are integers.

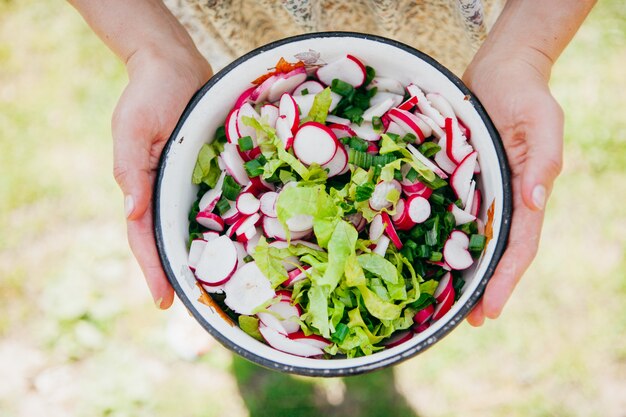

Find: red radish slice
<box><xmin>293</xmin><ymin>80</ymin><xmax>324</xmax><ymax>96</ymax></box>
<box><xmin>370</xmin><ymin>92</ymin><xmax>404</xmax><ymax>108</ymax></box>
<box><xmin>322</xmin><ymin>144</ymin><xmax>348</xmax><ymax>177</ymax></box>
<box><xmin>402</xmin><ymin>181</ymin><xmax>432</xmax><ymax>199</ymax></box>
<box><xmin>407</xmin><ymin>195</ymin><xmax>431</xmax><ymax>223</ymax></box>
<box><xmin>202</xmin><ymin>231</ymin><xmax>219</xmax><ymax>241</ymax></box>
<box><xmin>195</xmin><ymin>235</ymin><xmax>238</xmax><ymax>286</ymax></box>
<box><xmin>434</xmin><ymin>135</ymin><xmax>457</xmax><ymax>174</ymax></box>
<box><xmin>198</xmin><ymin>187</ymin><xmax>222</xmax><ymax>213</ymax></box>
<box><xmin>382</xmin><ymin>330</ymin><xmax>414</xmax><ymax>348</ymax></box>
<box><xmin>373</xmin><ymin>235</ymin><xmax>391</xmax><ymax>256</ymax></box>
<box><xmin>275</xmin><ymin>115</ymin><xmax>294</xmax><ymax>149</ymax></box>
<box><xmin>387</xmin><ymin>108</ymin><xmax>426</xmax><ymax>143</ymax></box>
<box><xmin>236</xmin><ymin>224</ymin><xmax>258</xmax><ymax>243</ymax></box>
<box><xmin>448</xmin><ymin>203</ymin><xmax>476</xmax><ymax>225</ymax></box>
<box><xmin>262</xmin><ymin>216</ymin><xmax>310</xmax><ymax>240</ymax></box>
<box><xmin>224</xmin><ymin>261</ymin><xmax>275</xmax><ymax>315</ymax></box>
<box><xmin>196</xmin><ymin>212</ymin><xmax>225</xmax><ymax>232</ymax></box>
<box><xmin>236</xmin><ymin>102</ymin><xmax>261</xmax><ymax>141</ymax></box>
<box><xmin>444</xmin><ymin>118</ymin><xmax>473</xmax><ymax>165</ymax></box>
<box><xmin>222</xmin><ymin>143</ymin><xmax>251</xmax><ymax>186</ymax></box>
<box><xmin>381</xmin><ymin>212</ymin><xmax>403</xmax><ymax>249</ymax></box>
<box><xmin>225</xmin><ymin>108</ymin><xmax>240</xmax><ymax>143</ymax></box>
<box><xmin>350</xmin><ymin>122</ymin><xmax>381</xmax><ymax>142</ymax></box>
<box><xmin>391</xmin><ymin>199</ymin><xmax>406</xmax><ymax>222</ymax></box>
<box><xmin>257</xmin><ymin>311</ymin><xmax>288</xmax><ymax>335</ymax></box>
<box><xmin>287</xmin><ymin>331</ymin><xmax>331</xmax><ymax>349</ymax></box>
<box><xmin>328</xmin><ymin>123</ymin><xmax>356</xmax><ymax>139</ymax></box>
<box><xmin>226</xmin><ymin>214</ymin><xmax>250</xmax><ymax>238</ymax></box>
<box><xmin>470</xmin><ymin>189</ymin><xmax>482</xmax><ymax>217</ymax></box>
<box><xmin>415</xmin><ymin>113</ymin><xmax>445</xmax><ymax>138</ymax></box>
<box><xmin>385</xmin><ymin>120</ymin><xmax>408</xmax><ymax>136</ymax></box>
<box><xmin>259</xmin><ymin>325</ymin><xmax>324</xmax><ymax>357</ymax></box>
<box><xmin>429</xmin><ymin>260</ymin><xmax>452</xmax><ymax>271</ymax></box>
<box><xmin>188</xmin><ymin>239</ymin><xmax>207</xmax><ymax>270</ymax></box>
<box><xmin>433</xmin><ymin>272</ymin><xmax>453</xmax><ymax>303</ymax></box>
<box><xmin>316</xmin><ymin>54</ymin><xmax>366</xmax><ymax>87</ymax></box>
<box><xmin>244</xmin><ymin>230</ymin><xmax>262</xmax><ymax>254</ymax></box>
<box><xmin>236</xmin><ymin>192</ymin><xmax>261</xmax><ymax>215</ymax></box>
<box><xmin>286</xmin><ymin>214</ymin><xmax>314</xmax><ymax>232</ymax></box>
<box><xmin>234</xmin><ymin>241</ymin><xmax>247</xmax><ymax>265</ymax></box>
<box><xmin>260</xmin><ymin>104</ymin><xmax>279</xmax><ymax>128</ymax></box>
<box><xmin>366</xmin><ymin>143</ymin><xmax>379</xmax><ymax>155</ymax></box>
<box><xmin>369</xmin><ymin>214</ymin><xmax>385</xmax><ymax>241</ymax></box>
<box><xmin>368</xmin><ymin>77</ymin><xmax>405</xmax><ymax>95</ymax></box>
<box><xmin>293</xmin><ymin>94</ymin><xmax>314</xmax><ymax>117</ymax></box>
<box><xmin>278</xmin><ymin>93</ymin><xmax>300</xmax><ymax>133</ymax></box>
<box><xmin>369</xmin><ymin>180</ymin><xmax>402</xmax><ymax>211</ymax></box>
<box><xmin>362</xmin><ymin>97</ymin><xmax>394</xmax><ymax>122</ymax></box>
<box><xmin>202</xmin><ymin>283</ymin><xmax>226</xmax><ymax>294</ymax></box>
<box><xmin>413</xmin><ymin>304</ymin><xmax>435</xmax><ymax>325</ymax></box>
<box><xmin>268</xmin><ymin>67</ymin><xmax>307</xmax><ymax>102</ymax></box>
<box><xmin>266</xmin><ymin>299</ymin><xmax>301</xmax><ymax>334</ymax></box>
<box><xmin>406</xmin><ymin>143</ymin><xmax>448</xmax><ymax>179</ymax></box>
<box><xmin>426</xmin><ymin>93</ymin><xmax>456</xmax><ymax>120</ymax></box>
<box><xmin>284</xmin><ymin>265</ymin><xmax>311</xmax><ymax>286</ymax></box>
<box><xmin>326</xmin><ymin>115</ymin><xmax>351</xmax><ymax>126</ymax></box>
<box><xmin>432</xmin><ymin>288</ymin><xmax>456</xmax><ymax>321</ymax></box>
<box><xmin>458</xmin><ymin>118</ymin><xmax>472</xmax><ymax>140</ymax></box>
<box><xmin>450</xmin><ymin>151</ymin><xmax>478</xmax><ymax>206</ymax></box>
<box><xmin>397</xmin><ymin>95</ymin><xmax>419</xmax><ymax>112</ymax></box>
<box><xmin>250</xmin><ymin>75</ymin><xmax>277</xmax><ymax>103</ymax></box>
<box><xmin>231</xmin><ymin>213</ymin><xmax>261</xmax><ymax>239</ymax></box>
<box><xmin>222</xmin><ymin>204</ymin><xmax>242</xmax><ymax>225</ymax></box>
<box><xmin>414</xmin><ymin>322</ymin><xmax>431</xmax><ymax>333</ymax></box>
<box><xmin>260</xmin><ymin>192</ymin><xmax>278</xmax><ymax>217</ymax></box>
<box><xmin>464</xmin><ymin>180</ymin><xmax>476</xmax><ymax>212</ymax></box>
<box><xmin>244</xmin><ymin>176</ymin><xmax>274</xmax><ymax>197</ymax></box>
<box><xmin>407</xmin><ymin>84</ymin><xmax>445</xmax><ymax>127</ymax></box>
<box><xmin>234</xmin><ymin>86</ymin><xmax>255</xmax><ymax>109</ymax></box>
<box><xmin>450</xmin><ymin>230</ymin><xmax>470</xmax><ymax>246</ymax></box>
<box><xmin>443</xmin><ymin>232</ymin><xmax>474</xmax><ymax>270</ymax></box>
<box><xmin>292</xmin><ymin>122</ymin><xmax>338</xmax><ymax>166</ymax></box>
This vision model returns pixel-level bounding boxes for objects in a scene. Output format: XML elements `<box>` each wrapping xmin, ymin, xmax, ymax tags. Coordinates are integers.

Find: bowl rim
<box><xmin>154</xmin><ymin>31</ymin><xmax>512</xmax><ymax>377</ymax></box>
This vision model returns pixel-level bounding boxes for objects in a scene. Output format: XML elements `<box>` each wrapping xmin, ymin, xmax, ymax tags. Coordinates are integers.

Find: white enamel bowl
<box><xmin>154</xmin><ymin>32</ymin><xmax>512</xmax><ymax>376</ymax></box>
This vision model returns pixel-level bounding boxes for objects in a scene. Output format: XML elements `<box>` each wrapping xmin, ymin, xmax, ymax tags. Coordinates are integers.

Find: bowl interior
<box><xmin>155</xmin><ymin>33</ymin><xmax>510</xmax><ymax>376</ymax></box>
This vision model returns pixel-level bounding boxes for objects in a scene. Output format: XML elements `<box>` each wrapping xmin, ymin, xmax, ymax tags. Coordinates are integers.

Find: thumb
<box><xmin>520</xmin><ymin>97</ymin><xmax>564</xmax><ymax>211</ymax></box>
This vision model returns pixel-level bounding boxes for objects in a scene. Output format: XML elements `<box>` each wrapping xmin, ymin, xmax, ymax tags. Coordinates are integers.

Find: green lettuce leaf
<box><xmin>357</xmin><ymin>253</ymin><xmax>399</xmax><ymax>284</ymax></box>
<box><xmin>192</xmin><ymin>143</ymin><xmax>222</xmax><ymax>187</ymax></box>
<box><xmin>251</xmin><ymin>237</ymin><xmax>288</xmax><ymax>287</ymax></box>
<box><xmin>238</xmin><ymin>315</ymin><xmax>264</xmax><ymax>341</ymax></box>
<box><xmin>307</xmin><ymin>88</ymin><xmax>332</xmax><ymax>123</ymax></box>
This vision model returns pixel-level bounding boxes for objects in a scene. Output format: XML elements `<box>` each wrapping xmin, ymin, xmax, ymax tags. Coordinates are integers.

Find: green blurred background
<box><xmin>1</xmin><ymin>1</ymin><xmax>624</xmax><ymax>416</ymax></box>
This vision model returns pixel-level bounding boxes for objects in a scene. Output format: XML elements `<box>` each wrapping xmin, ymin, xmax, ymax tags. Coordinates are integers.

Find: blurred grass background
<box><xmin>0</xmin><ymin>1</ymin><xmax>624</xmax><ymax>416</ymax></box>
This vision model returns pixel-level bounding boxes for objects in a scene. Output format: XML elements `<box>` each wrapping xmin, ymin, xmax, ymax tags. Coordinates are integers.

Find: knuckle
<box><xmin>113</xmin><ymin>163</ymin><xmax>131</xmax><ymax>187</ymax></box>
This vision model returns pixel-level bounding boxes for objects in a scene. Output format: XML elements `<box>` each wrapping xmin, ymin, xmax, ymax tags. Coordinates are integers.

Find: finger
<box><xmin>127</xmin><ymin>208</ymin><xmax>175</xmax><ymax>309</ymax></box>
<box><xmin>466</xmin><ymin>299</ymin><xmax>485</xmax><ymax>327</ymax></box>
<box><xmin>519</xmin><ymin>98</ymin><xmax>564</xmax><ymax>211</ymax></box>
<box><xmin>482</xmin><ymin>185</ymin><xmax>544</xmax><ymax>319</ymax></box>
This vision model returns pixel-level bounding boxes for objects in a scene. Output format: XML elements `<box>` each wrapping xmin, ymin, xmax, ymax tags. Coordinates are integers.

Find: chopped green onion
<box><xmin>419</xmin><ymin>141</ymin><xmax>441</xmax><ymax>158</ymax></box>
<box><xmin>364</xmin><ymin>66</ymin><xmax>376</xmax><ymax>86</ymax></box>
<box><xmin>348</xmin><ymin>148</ymin><xmax>374</xmax><ymax>169</ymax></box>
<box><xmin>349</xmin><ymin>136</ymin><xmax>369</xmax><ymax>152</ymax></box>
<box><xmin>429</xmin><ymin>192</ymin><xmax>446</xmax><ymax>207</ymax></box>
<box><xmin>331</xmin><ymin>322</ymin><xmax>350</xmax><ymax>343</ymax></box>
<box><xmin>393</xmin><ymin>169</ymin><xmax>403</xmax><ymax>182</ymax></box>
<box><xmin>372</xmin><ymin>116</ymin><xmax>383</xmax><ymax>132</ymax></box>
<box><xmin>331</xmin><ymin>79</ymin><xmax>355</xmax><ymax>97</ymax></box>
<box><xmin>469</xmin><ymin>234</ymin><xmax>487</xmax><ymax>252</ymax></box>
<box><xmin>343</xmin><ymin>106</ymin><xmax>364</xmax><ymax>124</ymax></box>
<box><xmin>386</xmin><ymin>132</ymin><xmax>400</xmax><ymax>142</ymax></box>
<box><xmin>222</xmin><ymin>175</ymin><xmax>242</xmax><ymax>200</ymax></box>
<box><xmin>415</xmin><ymin>245</ymin><xmax>431</xmax><ymax>258</ymax></box>
<box><xmin>459</xmin><ymin>221</ymin><xmax>478</xmax><ymax>235</ymax></box>
<box><xmin>216</xmin><ymin>196</ymin><xmax>231</xmax><ymax>215</ymax></box>
<box><xmin>355</xmin><ymin>182</ymin><xmax>375</xmax><ymax>202</ymax></box>
<box><xmin>402</xmin><ymin>133</ymin><xmax>417</xmax><ymax>143</ymax></box>
<box><xmin>243</xmin><ymin>255</ymin><xmax>254</xmax><ymax>263</ymax></box>
<box><xmin>409</xmin><ymin>225</ymin><xmax>426</xmax><ymax>240</ymax></box>
<box><xmin>301</xmin><ymin>88</ymin><xmax>309</xmax><ymax>96</ymax></box>
<box><xmin>352</xmin><ymin>91</ymin><xmax>371</xmax><ymax>110</ymax></box>
<box><xmin>409</xmin><ymin>293</ymin><xmax>435</xmax><ymax>311</ymax></box>
<box><xmin>237</xmin><ymin>136</ymin><xmax>253</xmax><ymax>151</ymax></box>
<box><xmin>215</xmin><ymin>126</ymin><xmax>227</xmax><ymax>143</ymax></box>
<box><xmin>244</xmin><ymin>158</ymin><xmax>264</xmax><ymax>178</ymax></box>
<box><xmin>405</xmin><ymin>167</ymin><xmax>419</xmax><ymax>182</ymax></box>
<box><xmin>429</xmin><ymin>251</ymin><xmax>443</xmax><ymax>262</ymax></box>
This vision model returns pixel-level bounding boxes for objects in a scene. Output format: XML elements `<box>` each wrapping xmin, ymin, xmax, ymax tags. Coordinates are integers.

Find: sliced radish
<box><xmin>265</xmin><ymin>298</ymin><xmax>301</xmax><ymax>334</ymax></box>
<box><xmin>225</xmin><ymin>108</ymin><xmax>240</xmax><ymax>143</ymax></box>
<box><xmin>448</xmin><ymin>203</ymin><xmax>476</xmax><ymax>225</ymax></box>
<box><xmin>458</xmin><ymin>118</ymin><xmax>472</xmax><ymax>140</ymax></box>
<box><xmin>413</xmin><ymin>304</ymin><xmax>435</xmax><ymax>325</ymax></box>
<box><xmin>406</xmin><ymin>143</ymin><xmax>448</xmax><ymax>179</ymax></box>
<box><xmin>236</xmin><ymin>192</ymin><xmax>261</xmax><ymax>215</ymax></box>
<box><xmin>429</xmin><ymin>260</ymin><xmax>452</xmax><ymax>271</ymax></box>
<box><xmin>362</xmin><ymin>97</ymin><xmax>394</xmax><ymax>122</ymax></box>
<box><xmin>236</xmin><ymin>102</ymin><xmax>261</xmax><ymax>141</ymax></box>
<box><xmin>292</xmin><ymin>122</ymin><xmax>338</xmax><ymax>166</ymax></box>
<box><xmin>350</xmin><ymin>121</ymin><xmax>381</xmax><ymax>142</ymax></box>
<box><xmin>250</xmin><ymin>75</ymin><xmax>277</xmax><ymax>103</ymax></box>
<box><xmin>450</xmin><ymin>151</ymin><xmax>478</xmax><ymax>206</ymax></box>
<box><xmin>275</xmin><ymin>115</ymin><xmax>294</xmax><ymax>149</ymax></box>
<box><xmin>234</xmin><ymin>86</ymin><xmax>255</xmax><ymax>109</ymax></box>
<box><xmin>434</xmin><ymin>135</ymin><xmax>457</xmax><ymax>174</ymax></box>
<box><xmin>426</xmin><ymin>93</ymin><xmax>456</xmax><ymax>120</ymax></box>
<box><xmin>397</xmin><ymin>95</ymin><xmax>419</xmax><ymax>112</ymax></box>
<box><xmin>316</xmin><ymin>54</ymin><xmax>366</xmax><ymax>87</ymax></box>
<box><xmin>244</xmin><ymin>230</ymin><xmax>262</xmax><ymax>254</ymax></box>
<box><xmin>406</xmin><ymin>195</ymin><xmax>431</xmax><ymax>223</ymax></box>
<box><xmin>287</xmin><ymin>331</ymin><xmax>331</xmax><ymax>350</ymax></box>
<box><xmin>260</xmin><ymin>104</ymin><xmax>279</xmax><ymax>128</ymax></box>
<box><xmin>470</xmin><ymin>189</ymin><xmax>482</xmax><ymax>217</ymax></box>
<box><xmin>188</xmin><ymin>239</ymin><xmax>207</xmax><ymax>270</ymax></box>
<box><xmin>278</xmin><ymin>93</ymin><xmax>299</xmax><ymax>133</ymax></box>
<box><xmin>368</xmin><ymin>77</ymin><xmax>405</xmax><ymax>95</ymax></box>
<box><xmin>221</xmin><ymin>143</ymin><xmax>251</xmax><ymax>186</ymax></box>
<box><xmin>432</xmin><ymin>288</ymin><xmax>456</xmax><ymax>320</ymax></box>
<box><xmin>196</xmin><ymin>211</ymin><xmax>225</xmax><ymax>232</ymax></box>
<box><xmin>328</xmin><ymin>123</ymin><xmax>356</xmax><ymax>139</ymax></box>
<box><xmin>443</xmin><ymin>232</ymin><xmax>474</xmax><ymax>270</ymax></box>
<box><xmin>236</xmin><ymin>224</ymin><xmax>258</xmax><ymax>243</ymax></box>
<box><xmin>268</xmin><ymin>240</ymin><xmax>301</xmax><ymax>272</ymax></box>
<box><xmin>369</xmin><ymin>180</ymin><xmax>402</xmax><ymax>211</ymax></box>
<box><xmin>385</xmin><ymin>120</ymin><xmax>408</xmax><ymax>136</ymax></box>
<box><xmin>259</xmin><ymin>192</ymin><xmax>278</xmax><ymax>218</ymax></box>
<box><xmin>321</xmin><ymin>144</ymin><xmax>348</xmax><ymax>177</ymax></box>
<box><xmin>369</xmin><ymin>214</ymin><xmax>385</xmax><ymax>241</ymax></box>
<box><xmin>293</xmin><ymin>80</ymin><xmax>324</xmax><ymax>96</ymax></box>
<box><xmin>450</xmin><ymin>230</ymin><xmax>470</xmax><ymax>246</ymax></box>
<box><xmin>195</xmin><ymin>235</ymin><xmax>238</xmax><ymax>286</ymax></box>
<box><xmin>284</xmin><ymin>265</ymin><xmax>312</xmax><ymax>286</ymax></box>
<box><xmin>268</xmin><ymin>67</ymin><xmax>308</xmax><ymax>102</ymax></box>
<box><xmin>222</xmin><ymin>204</ymin><xmax>242</xmax><ymax>225</ymax></box>
<box><xmin>198</xmin><ymin>187</ymin><xmax>222</xmax><ymax>213</ymax></box>
<box><xmin>293</xmin><ymin>94</ymin><xmax>314</xmax><ymax>118</ymax></box>
<box><xmin>257</xmin><ymin>311</ymin><xmax>288</xmax><ymax>335</ymax></box>
<box><xmin>413</xmin><ymin>322</ymin><xmax>430</xmax><ymax>333</ymax></box>
<box><xmin>259</xmin><ymin>325</ymin><xmax>324</xmax><ymax>357</ymax></box>
<box><xmin>202</xmin><ymin>231</ymin><xmax>220</xmax><ymax>241</ymax></box>
<box><xmin>433</xmin><ymin>272</ymin><xmax>453</xmax><ymax>303</ymax></box>
<box><xmin>262</xmin><ymin>216</ymin><xmax>310</xmax><ymax>241</ymax></box>
<box><xmin>326</xmin><ymin>115</ymin><xmax>351</xmax><ymax>126</ymax></box>
<box><xmin>286</xmin><ymin>214</ymin><xmax>314</xmax><ymax>232</ymax></box>
<box><xmin>230</xmin><ymin>213</ymin><xmax>261</xmax><ymax>239</ymax></box>
<box><xmin>366</xmin><ymin>143</ymin><xmax>379</xmax><ymax>155</ymax></box>
<box><xmin>244</xmin><ymin>176</ymin><xmax>274</xmax><ymax>197</ymax></box>
<box><xmin>415</xmin><ymin>113</ymin><xmax>445</xmax><ymax>138</ymax></box>
<box><xmin>370</xmin><ymin>91</ymin><xmax>404</xmax><ymax>108</ymax></box>
<box><xmin>464</xmin><ymin>180</ymin><xmax>476</xmax><ymax>212</ymax></box>
<box><xmin>391</xmin><ymin>199</ymin><xmax>406</xmax><ymax>222</ymax></box>
<box><xmin>234</xmin><ymin>241</ymin><xmax>248</xmax><ymax>265</ymax></box>
<box><xmin>382</xmin><ymin>330</ymin><xmax>414</xmax><ymax>348</ymax></box>
<box><xmin>224</xmin><ymin>261</ymin><xmax>274</xmax><ymax>315</ymax></box>
<box><xmin>445</xmin><ymin>117</ymin><xmax>473</xmax><ymax>165</ymax></box>
<box><xmin>387</xmin><ymin>108</ymin><xmax>426</xmax><ymax>143</ymax></box>
<box><xmin>381</xmin><ymin>212</ymin><xmax>402</xmax><ymax>249</ymax></box>
<box><xmin>407</xmin><ymin>84</ymin><xmax>445</xmax><ymax>127</ymax></box>
<box><xmin>373</xmin><ymin>235</ymin><xmax>391</xmax><ymax>256</ymax></box>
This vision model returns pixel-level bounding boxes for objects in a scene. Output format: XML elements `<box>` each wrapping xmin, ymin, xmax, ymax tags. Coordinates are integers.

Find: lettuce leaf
<box><xmin>357</xmin><ymin>253</ymin><xmax>399</xmax><ymax>285</ymax></box>
<box><xmin>192</xmin><ymin>143</ymin><xmax>222</xmax><ymax>187</ymax></box>
<box><xmin>251</xmin><ymin>237</ymin><xmax>288</xmax><ymax>287</ymax></box>
<box><xmin>307</xmin><ymin>88</ymin><xmax>332</xmax><ymax>124</ymax></box>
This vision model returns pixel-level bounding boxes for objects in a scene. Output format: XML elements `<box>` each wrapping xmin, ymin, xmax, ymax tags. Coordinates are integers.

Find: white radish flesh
<box><xmin>445</xmin><ymin>118</ymin><xmax>473</xmax><ymax>164</ymax></box>
<box><xmin>415</xmin><ymin>113</ymin><xmax>445</xmax><ymax>138</ymax></box>
<box><xmin>259</xmin><ymin>192</ymin><xmax>278</xmax><ymax>218</ymax></box>
<box><xmin>369</xmin><ymin>180</ymin><xmax>402</xmax><ymax>211</ymax></box>
<box><xmin>198</xmin><ymin>187</ymin><xmax>222</xmax><ymax>213</ymax></box>
<box><xmin>387</xmin><ymin>108</ymin><xmax>426</xmax><ymax>143</ymax></box>
<box><xmin>202</xmin><ymin>231</ymin><xmax>220</xmax><ymax>241</ymax></box>
<box><xmin>250</xmin><ymin>75</ymin><xmax>277</xmax><ymax>103</ymax></box>
<box><xmin>195</xmin><ymin>235</ymin><xmax>238</xmax><ymax>286</ymax></box>
<box><xmin>221</xmin><ymin>143</ymin><xmax>251</xmax><ymax>186</ymax></box>
<box><xmin>236</xmin><ymin>192</ymin><xmax>261</xmax><ymax>215</ymax></box>
<box><xmin>450</xmin><ymin>151</ymin><xmax>478</xmax><ymax>206</ymax></box>
<box><xmin>407</xmin><ymin>196</ymin><xmax>431</xmax><ymax>223</ymax></box>
<box><xmin>432</xmin><ymin>289</ymin><xmax>456</xmax><ymax>320</ymax></box>
<box><xmin>406</xmin><ymin>143</ymin><xmax>448</xmax><ymax>179</ymax></box>
<box><xmin>266</xmin><ymin>299</ymin><xmax>301</xmax><ymax>334</ymax></box>
<box><xmin>188</xmin><ymin>239</ymin><xmax>207</xmax><ymax>270</ymax></box>
<box><xmin>275</xmin><ymin>115</ymin><xmax>293</xmax><ymax>149</ymax></box>
<box><xmin>448</xmin><ymin>203</ymin><xmax>476</xmax><ymax>226</ymax></box>
<box><xmin>369</xmin><ymin>214</ymin><xmax>385</xmax><ymax>241</ymax></box>
<box><xmin>260</xmin><ymin>104</ymin><xmax>279</xmax><ymax>128</ymax></box>
<box><xmin>407</xmin><ymin>84</ymin><xmax>445</xmax><ymax>127</ymax></box>
<box><xmin>196</xmin><ymin>212</ymin><xmax>225</xmax><ymax>232</ymax></box>
<box><xmin>236</xmin><ymin>102</ymin><xmax>261</xmax><ymax>141</ymax></box>
<box><xmin>370</xmin><ymin>91</ymin><xmax>404</xmax><ymax>108</ymax></box>
<box><xmin>225</xmin><ymin>108</ymin><xmax>240</xmax><ymax>143</ymax></box>
<box><xmin>326</xmin><ymin>115</ymin><xmax>351</xmax><ymax>126</ymax></box>
<box><xmin>278</xmin><ymin>93</ymin><xmax>300</xmax><ymax>133</ymax></box>
<box><xmin>316</xmin><ymin>54</ymin><xmax>366</xmax><ymax>87</ymax></box>
<box><xmin>292</xmin><ymin>122</ymin><xmax>338</xmax><ymax>166</ymax></box>
<box><xmin>434</xmin><ymin>135</ymin><xmax>457</xmax><ymax>174</ymax></box>
<box><xmin>367</xmin><ymin>77</ymin><xmax>405</xmax><ymax>95</ymax></box>
<box><xmin>268</xmin><ymin>68</ymin><xmax>308</xmax><ymax>102</ymax></box>
<box><xmin>443</xmin><ymin>232</ymin><xmax>474</xmax><ymax>270</ymax></box>
<box><xmin>373</xmin><ymin>235</ymin><xmax>391</xmax><ymax>257</ymax></box>
<box><xmin>328</xmin><ymin>123</ymin><xmax>356</xmax><ymax>139</ymax></box>
<box><xmin>464</xmin><ymin>180</ymin><xmax>476</xmax><ymax>212</ymax></box>
<box><xmin>350</xmin><ymin>122</ymin><xmax>381</xmax><ymax>142</ymax></box>
<box><xmin>262</xmin><ymin>216</ymin><xmax>310</xmax><ymax>241</ymax></box>
<box><xmin>433</xmin><ymin>272</ymin><xmax>453</xmax><ymax>303</ymax></box>
<box><xmin>426</xmin><ymin>93</ymin><xmax>457</xmax><ymax>120</ymax></box>
<box><xmin>284</xmin><ymin>266</ymin><xmax>311</xmax><ymax>286</ymax></box>
<box><xmin>362</xmin><ymin>97</ymin><xmax>395</xmax><ymax>122</ymax></box>
<box><xmin>321</xmin><ymin>144</ymin><xmax>348</xmax><ymax>177</ymax></box>
<box><xmin>259</xmin><ymin>325</ymin><xmax>324</xmax><ymax>357</ymax></box>
<box><xmin>293</xmin><ymin>80</ymin><xmax>324</xmax><ymax>96</ymax></box>
<box><xmin>287</xmin><ymin>331</ymin><xmax>331</xmax><ymax>349</ymax></box>
<box><xmin>381</xmin><ymin>212</ymin><xmax>403</xmax><ymax>249</ymax></box>
<box><xmin>224</xmin><ymin>261</ymin><xmax>275</xmax><ymax>315</ymax></box>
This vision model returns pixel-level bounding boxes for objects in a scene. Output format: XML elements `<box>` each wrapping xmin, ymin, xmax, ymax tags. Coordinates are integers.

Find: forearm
<box><xmin>471</xmin><ymin>0</ymin><xmax>596</xmax><ymax>79</ymax></box>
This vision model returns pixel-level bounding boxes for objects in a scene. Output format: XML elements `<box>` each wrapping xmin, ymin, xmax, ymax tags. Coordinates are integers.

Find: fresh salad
<box><xmin>187</xmin><ymin>53</ymin><xmax>487</xmax><ymax>358</ymax></box>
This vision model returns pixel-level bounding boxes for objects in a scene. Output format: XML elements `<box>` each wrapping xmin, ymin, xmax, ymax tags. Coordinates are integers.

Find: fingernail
<box><xmin>532</xmin><ymin>185</ymin><xmax>546</xmax><ymax>210</ymax></box>
<box><xmin>124</xmin><ymin>195</ymin><xmax>134</xmax><ymax>218</ymax></box>
<box><xmin>155</xmin><ymin>297</ymin><xmax>163</xmax><ymax>309</ymax></box>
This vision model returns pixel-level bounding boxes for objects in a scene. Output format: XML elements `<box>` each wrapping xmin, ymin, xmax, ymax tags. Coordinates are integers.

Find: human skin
<box><xmin>69</xmin><ymin>0</ymin><xmax>595</xmax><ymax>317</ymax></box>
